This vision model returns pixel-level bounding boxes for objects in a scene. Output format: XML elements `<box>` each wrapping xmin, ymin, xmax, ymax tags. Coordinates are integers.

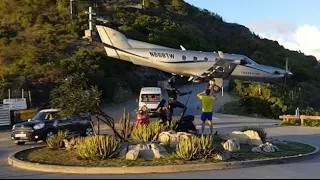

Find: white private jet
<box><xmin>95</xmin><ymin>25</ymin><xmax>293</xmax><ymax>90</ymax></box>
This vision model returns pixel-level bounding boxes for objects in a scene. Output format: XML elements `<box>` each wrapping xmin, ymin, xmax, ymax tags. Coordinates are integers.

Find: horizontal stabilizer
<box><xmin>104</xmin><ymin>46</ymin><xmax>119</xmax><ymax>58</ymax></box>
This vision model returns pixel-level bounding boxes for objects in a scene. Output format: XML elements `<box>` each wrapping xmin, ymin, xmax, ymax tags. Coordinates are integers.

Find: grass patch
<box><xmin>15</xmin><ymin>141</ymin><xmax>315</xmax><ymax>167</ymax></box>
<box><xmin>231</xmin><ymin>142</ymin><xmax>315</xmax><ymax>161</ymax></box>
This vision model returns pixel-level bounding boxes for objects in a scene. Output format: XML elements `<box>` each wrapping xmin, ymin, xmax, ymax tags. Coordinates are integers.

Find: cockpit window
<box><xmin>243</xmin><ymin>57</ymin><xmax>256</xmax><ymax>65</ymax></box>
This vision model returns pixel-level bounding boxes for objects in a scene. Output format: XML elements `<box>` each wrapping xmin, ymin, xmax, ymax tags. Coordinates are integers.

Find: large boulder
<box><xmin>251</xmin><ymin>142</ymin><xmax>280</xmax><ymax>153</ymax></box>
<box><xmin>151</xmin><ymin>143</ymin><xmax>169</xmax><ymax>159</ymax></box>
<box><xmin>243</xmin><ymin>130</ymin><xmax>263</xmax><ymax>146</ymax></box>
<box><xmin>223</xmin><ymin>139</ymin><xmax>240</xmax><ymax>152</ymax></box>
<box><xmin>158</xmin><ymin>131</ymin><xmax>193</xmax><ymax>148</ymax></box>
<box><xmin>221</xmin><ymin>130</ymin><xmax>263</xmax><ymax>146</ymax></box>
<box><xmin>126</xmin><ymin>146</ymin><xmax>140</xmax><ymax>160</ymax></box>
<box><xmin>125</xmin><ymin>143</ymin><xmax>169</xmax><ymax>160</ymax></box>
<box><xmin>215</xmin><ymin>150</ymin><xmax>232</xmax><ymax>161</ymax></box>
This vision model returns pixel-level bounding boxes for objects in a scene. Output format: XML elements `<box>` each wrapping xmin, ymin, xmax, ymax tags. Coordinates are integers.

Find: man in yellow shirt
<box><xmin>197</xmin><ymin>89</ymin><xmax>216</xmax><ymax>135</ymax></box>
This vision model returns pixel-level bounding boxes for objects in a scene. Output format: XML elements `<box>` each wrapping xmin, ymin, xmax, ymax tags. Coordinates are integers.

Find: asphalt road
<box><xmin>1</xmin><ymin>114</ymin><xmax>320</xmax><ymax>179</ymax></box>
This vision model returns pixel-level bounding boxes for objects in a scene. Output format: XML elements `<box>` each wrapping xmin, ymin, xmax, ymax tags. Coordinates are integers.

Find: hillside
<box><xmin>0</xmin><ymin>0</ymin><xmax>320</xmax><ymax>114</ymax></box>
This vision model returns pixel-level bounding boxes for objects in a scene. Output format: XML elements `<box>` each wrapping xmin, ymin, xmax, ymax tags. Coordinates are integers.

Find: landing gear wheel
<box><xmin>213</xmin><ymin>85</ymin><xmax>221</xmax><ymax>93</ymax></box>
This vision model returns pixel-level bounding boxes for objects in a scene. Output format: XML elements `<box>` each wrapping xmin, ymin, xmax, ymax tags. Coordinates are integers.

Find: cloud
<box><xmin>248</xmin><ymin>21</ymin><xmax>320</xmax><ymax>60</ymax></box>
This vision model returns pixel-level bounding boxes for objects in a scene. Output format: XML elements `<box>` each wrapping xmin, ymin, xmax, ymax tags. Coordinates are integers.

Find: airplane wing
<box><xmin>193</xmin><ymin>59</ymin><xmax>238</xmax><ymax>82</ymax></box>
<box><xmin>190</xmin><ymin>52</ymin><xmax>245</xmax><ymax>82</ymax></box>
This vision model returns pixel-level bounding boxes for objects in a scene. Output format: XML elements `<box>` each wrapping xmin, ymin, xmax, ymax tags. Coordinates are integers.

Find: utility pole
<box><xmin>70</xmin><ymin>0</ymin><xmax>75</xmax><ymax>20</ymax></box>
<box><xmin>85</xmin><ymin>6</ymin><xmax>96</xmax><ymax>41</ymax></box>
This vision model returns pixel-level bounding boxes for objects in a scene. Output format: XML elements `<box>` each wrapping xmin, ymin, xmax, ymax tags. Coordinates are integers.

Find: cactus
<box><xmin>76</xmin><ymin>135</ymin><xmax>121</xmax><ymax>160</ymax></box>
<box><xmin>47</xmin><ymin>130</ymin><xmax>69</xmax><ymax>150</ymax></box>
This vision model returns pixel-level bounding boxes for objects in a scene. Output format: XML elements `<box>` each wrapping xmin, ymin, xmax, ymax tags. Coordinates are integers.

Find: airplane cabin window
<box><xmin>193</xmin><ymin>57</ymin><xmax>197</xmax><ymax>61</ymax></box>
<box><xmin>204</xmin><ymin>57</ymin><xmax>208</xmax><ymax>61</ymax></box>
<box><xmin>182</xmin><ymin>55</ymin><xmax>186</xmax><ymax>61</ymax></box>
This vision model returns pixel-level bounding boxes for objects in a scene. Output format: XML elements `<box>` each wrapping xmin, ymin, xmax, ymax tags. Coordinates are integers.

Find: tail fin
<box><xmin>96</xmin><ymin>25</ymin><xmax>132</xmax><ymax>49</ymax></box>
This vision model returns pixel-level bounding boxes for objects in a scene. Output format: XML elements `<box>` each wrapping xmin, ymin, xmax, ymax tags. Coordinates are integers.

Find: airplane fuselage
<box><xmin>97</xmin><ymin>25</ymin><xmax>292</xmax><ymax>84</ymax></box>
<box><xmin>106</xmin><ymin>47</ymin><xmax>288</xmax><ymax>81</ymax></box>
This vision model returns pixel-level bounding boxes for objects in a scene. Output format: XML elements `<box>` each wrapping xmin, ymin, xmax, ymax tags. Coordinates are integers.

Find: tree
<box><xmin>171</xmin><ymin>0</ymin><xmax>185</xmax><ymax>13</ymax></box>
<box><xmin>50</xmin><ymin>73</ymin><xmax>102</xmax><ymax>118</ymax></box>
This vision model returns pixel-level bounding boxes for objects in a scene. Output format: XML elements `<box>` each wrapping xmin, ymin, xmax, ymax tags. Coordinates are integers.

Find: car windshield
<box><xmin>141</xmin><ymin>94</ymin><xmax>161</xmax><ymax>102</ymax></box>
<box><xmin>32</xmin><ymin>111</ymin><xmax>61</xmax><ymax>121</ymax></box>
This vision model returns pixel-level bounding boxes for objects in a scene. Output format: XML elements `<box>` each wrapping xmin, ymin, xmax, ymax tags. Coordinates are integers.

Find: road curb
<box><xmin>8</xmin><ymin>143</ymin><xmax>320</xmax><ymax>175</ymax></box>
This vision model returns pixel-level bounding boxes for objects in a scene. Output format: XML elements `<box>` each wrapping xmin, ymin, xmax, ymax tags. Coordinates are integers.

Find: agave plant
<box><xmin>76</xmin><ymin>135</ymin><xmax>121</xmax><ymax>160</ymax></box>
<box><xmin>46</xmin><ymin>130</ymin><xmax>69</xmax><ymax>150</ymax></box>
<box><xmin>131</xmin><ymin>121</ymin><xmax>166</xmax><ymax>142</ymax></box>
<box><xmin>197</xmin><ymin>135</ymin><xmax>215</xmax><ymax>159</ymax></box>
<box><xmin>116</xmin><ymin>108</ymin><xmax>135</xmax><ymax>141</ymax></box>
<box><xmin>175</xmin><ymin>136</ymin><xmax>199</xmax><ymax>161</ymax></box>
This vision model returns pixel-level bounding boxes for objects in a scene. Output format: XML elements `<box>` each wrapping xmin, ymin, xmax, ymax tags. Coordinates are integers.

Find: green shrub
<box><xmin>76</xmin><ymin>135</ymin><xmax>121</xmax><ymax>160</ymax></box>
<box><xmin>47</xmin><ymin>130</ymin><xmax>69</xmax><ymax>150</ymax></box>
<box><xmin>280</xmin><ymin>119</ymin><xmax>301</xmax><ymax>126</ymax></box>
<box><xmin>175</xmin><ymin>135</ymin><xmax>216</xmax><ymax>161</ymax></box>
<box><xmin>241</xmin><ymin>126</ymin><xmax>267</xmax><ymax>143</ymax></box>
<box><xmin>131</xmin><ymin>121</ymin><xmax>166</xmax><ymax>142</ymax></box>
<box><xmin>304</xmin><ymin>119</ymin><xmax>320</xmax><ymax>127</ymax></box>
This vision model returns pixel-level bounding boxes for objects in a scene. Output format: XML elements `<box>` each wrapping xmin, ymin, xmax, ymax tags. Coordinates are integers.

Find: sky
<box><xmin>185</xmin><ymin>0</ymin><xmax>320</xmax><ymax>60</ymax></box>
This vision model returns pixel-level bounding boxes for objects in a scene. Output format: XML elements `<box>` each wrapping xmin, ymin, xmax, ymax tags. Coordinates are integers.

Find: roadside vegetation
<box><xmin>1</xmin><ymin>0</ymin><xmax>320</xmax><ymax>118</ymax></box>
<box><xmin>219</xmin><ymin>80</ymin><xmax>320</xmax><ymax>118</ymax></box>
<box><xmin>280</xmin><ymin>120</ymin><xmax>320</xmax><ymax>127</ymax></box>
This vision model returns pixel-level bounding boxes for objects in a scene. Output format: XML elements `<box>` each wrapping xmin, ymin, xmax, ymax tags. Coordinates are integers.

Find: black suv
<box><xmin>11</xmin><ymin>109</ymin><xmax>94</xmax><ymax>145</ymax></box>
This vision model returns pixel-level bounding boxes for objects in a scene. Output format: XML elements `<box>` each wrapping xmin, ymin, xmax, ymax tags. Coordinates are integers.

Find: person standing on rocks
<box><xmin>197</xmin><ymin>89</ymin><xmax>217</xmax><ymax>135</ymax></box>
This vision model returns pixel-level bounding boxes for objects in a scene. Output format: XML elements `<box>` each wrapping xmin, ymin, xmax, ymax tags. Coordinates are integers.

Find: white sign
<box><xmin>3</xmin><ymin>98</ymin><xmax>27</xmax><ymax>110</ymax></box>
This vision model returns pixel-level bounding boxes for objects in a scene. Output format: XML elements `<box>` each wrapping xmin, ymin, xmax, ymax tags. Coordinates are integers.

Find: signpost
<box><xmin>3</xmin><ymin>98</ymin><xmax>27</xmax><ymax>110</ymax></box>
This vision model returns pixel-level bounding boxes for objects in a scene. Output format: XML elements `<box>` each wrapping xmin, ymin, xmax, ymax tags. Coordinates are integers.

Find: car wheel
<box><xmin>45</xmin><ymin>130</ymin><xmax>56</xmax><ymax>142</ymax></box>
<box><xmin>15</xmin><ymin>141</ymin><xmax>25</xmax><ymax>145</ymax></box>
<box><xmin>84</xmin><ymin>126</ymin><xmax>94</xmax><ymax>137</ymax></box>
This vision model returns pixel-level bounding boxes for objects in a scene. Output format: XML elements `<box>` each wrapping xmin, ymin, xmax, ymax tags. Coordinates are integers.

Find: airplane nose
<box><xmin>284</xmin><ymin>71</ymin><xmax>293</xmax><ymax>78</ymax></box>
